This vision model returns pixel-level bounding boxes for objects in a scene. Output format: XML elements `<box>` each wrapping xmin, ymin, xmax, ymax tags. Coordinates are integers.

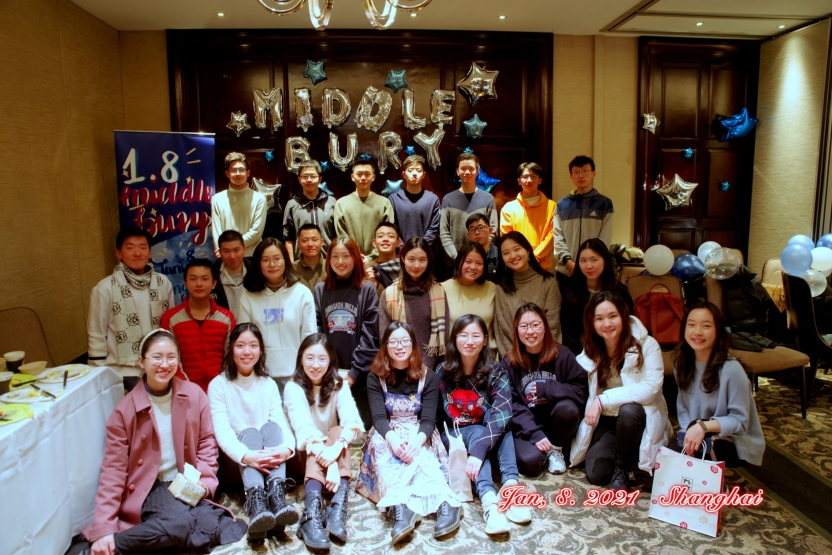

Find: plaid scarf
<box><xmin>110</xmin><ymin>263</ymin><xmax>169</xmax><ymax>365</ymax></box>
<box><xmin>385</xmin><ymin>281</ymin><xmax>446</xmax><ymax>357</ymax></box>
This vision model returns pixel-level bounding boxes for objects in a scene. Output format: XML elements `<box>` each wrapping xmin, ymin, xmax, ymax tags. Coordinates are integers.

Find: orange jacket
<box><xmin>499</xmin><ymin>192</ymin><xmax>557</xmax><ymax>270</ymax></box>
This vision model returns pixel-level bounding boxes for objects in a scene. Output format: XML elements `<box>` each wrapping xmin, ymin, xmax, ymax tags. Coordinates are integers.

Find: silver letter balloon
<box><xmin>329</xmin><ymin>132</ymin><xmax>358</xmax><ymax>171</ymax></box>
<box><xmin>322</xmin><ymin>88</ymin><xmax>352</xmax><ymax>129</ymax></box>
<box><xmin>430</xmin><ymin>90</ymin><xmax>455</xmax><ymax>128</ymax></box>
<box><xmin>413</xmin><ymin>128</ymin><xmax>445</xmax><ymax>170</ymax></box>
<box><xmin>285</xmin><ymin>136</ymin><xmax>312</xmax><ymax>173</ymax></box>
<box><xmin>253</xmin><ymin>88</ymin><xmax>284</xmax><ymax>131</ymax></box>
<box><xmin>294</xmin><ymin>88</ymin><xmax>315</xmax><ymax>132</ymax></box>
<box><xmin>402</xmin><ymin>89</ymin><xmax>427</xmax><ymax>130</ymax></box>
<box><xmin>378</xmin><ymin>131</ymin><xmax>402</xmax><ymax>174</ymax></box>
<box><xmin>354</xmin><ymin>86</ymin><xmax>393</xmax><ymax>132</ymax></box>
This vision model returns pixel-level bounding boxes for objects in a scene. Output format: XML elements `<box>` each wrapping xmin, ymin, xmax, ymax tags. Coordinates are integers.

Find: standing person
<box><xmin>494</xmin><ymin>231</ymin><xmax>562</xmax><ymax>357</ymax></box>
<box><xmin>283</xmin><ymin>160</ymin><xmax>337</xmax><ymax>263</ymax></box>
<box><xmin>672</xmin><ymin>303</ymin><xmax>764</xmax><ymax>466</ymax></box>
<box><xmin>436</xmin><ymin>315</ymin><xmax>532</xmax><ymax>534</ymax></box>
<box><xmin>466</xmin><ymin>212</ymin><xmax>499</xmax><ymax>283</ymax></box>
<box><xmin>238</xmin><ymin>238</ymin><xmax>316</xmax><ymax>391</ymax></box>
<box><xmin>553</xmin><ymin>155</ymin><xmax>614</xmax><ymax>278</ymax></box>
<box><xmin>570</xmin><ymin>292</ymin><xmax>672</xmax><ymax>490</ymax></box>
<box><xmin>211</xmin><ymin>152</ymin><xmax>267</xmax><ymax>256</ymax></box>
<box><xmin>388</xmin><ymin>154</ymin><xmax>441</xmax><ymax>244</ymax></box>
<box><xmin>356</xmin><ymin>322</ymin><xmax>461</xmax><ymax>545</ymax></box>
<box><xmin>87</xmin><ymin>226</ymin><xmax>174</xmax><ymax>391</ymax></box>
<box><xmin>284</xmin><ymin>334</ymin><xmax>364</xmax><ymax>549</ymax></box>
<box><xmin>378</xmin><ymin>237</ymin><xmax>450</xmax><ymax>371</ymax></box>
<box><xmin>500</xmin><ymin>162</ymin><xmax>556</xmax><ymax>271</ymax></box>
<box><xmin>313</xmin><ymin>237</ymin><xmax>380</xmax><ymax>429</ymax></box>
<box><xmin>292</xmin><ymin>224</ymin><xmax>327</xmax><ymax>292</ymax></box>
<box><xmin>208</xmin><ymin>323</ymin><xmax>300</xmax><ymax>539</ymax></box>
<box><xmin>334</xmin><ymin>162</ymin><xmax>395</xmax><ymax>260</ymax></box>
<box><xmin>161</xmin><ymin>259</ymin><xmax>235</xmax><ymax>393</ymax></box>
<box><xmin>441</xmin><ymin>242</ymin><xmax>497</xmax><ymax>354</ymax></box>
<box><xmin>365</xmin><ymin>222</ymin><xmax>401</xmax><ymax>296</ymax></box>
<box><xmin>500</xmin><ymin>304</ymin><xmax>588</xmax><ymax>477</ymax></box>
<box><xmin>212</xmin><ymin>230</ymin><xmax>251</xmax><ymax>321</ymax></box>
<box><xmin>440</xmin><ymin>152</ymin><xmax>498</xmax><ymax>265</ymax></box>
<box><xmin>84</xmin><ymin>330</ymin><xmax>246</xmax><ymax>554</ymax></box>
<box><xmin>561</xmin><ymin>238</ymin><xmax>634</xmax><ymax>355</ymax></box>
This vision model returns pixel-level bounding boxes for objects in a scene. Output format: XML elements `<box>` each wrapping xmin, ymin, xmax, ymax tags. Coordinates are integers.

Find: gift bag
<box><xmin>648</xmin><ymin>446</ymin><xmax>725</xmax><ymax>537</ymax></box>
<box><xmin>444</xmin><ymin>421</ymin><xmax>474</xmax><ymax>502</ymax></box>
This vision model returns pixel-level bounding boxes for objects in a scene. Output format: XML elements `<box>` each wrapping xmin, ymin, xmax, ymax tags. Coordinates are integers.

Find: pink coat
<box><xmin>84</xmin><ymin>378</ymin><xmax>219</xmax><ymax>540</ymax></box>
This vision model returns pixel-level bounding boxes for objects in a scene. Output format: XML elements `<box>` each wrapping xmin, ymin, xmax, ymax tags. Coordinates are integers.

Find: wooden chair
<box><xmin>618</xmin><ymin>264</ymin><xmax>645</xmax><ymax>285</ymax></box>
<box><xmin>626</xmin><ymin>274</ymin><xmax>685</xmax><ymax>376</ymax></box>
<box><xmin>0</xmin><ymin>307</ymin><xmax>55</xmax><ymax>368</ymax></box>
<box><xmin>761</xmin><ymin>258</ymin><xmax>784</xmax><ymax>286</ymax></box>
<box><xmin>705</xmin><ymin>276</ymin><xmax>811</xmax><ymax>417</ymax></box>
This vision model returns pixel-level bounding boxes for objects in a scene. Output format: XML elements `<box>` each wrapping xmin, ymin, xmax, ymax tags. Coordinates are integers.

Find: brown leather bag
<box><xmin>634</xmin><ymin>284</ymin><xmax>685</xmax><ymax>345</ymax></box>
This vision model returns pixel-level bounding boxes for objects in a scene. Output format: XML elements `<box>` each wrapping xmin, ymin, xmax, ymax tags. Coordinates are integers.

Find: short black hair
<box><xmin>351</xmin><ymin>161</ymin><xmax>375</xmax><ymax>174</ymax></box>
<box><xmin>116</xmin><ymin>226</ymin><xmax>152</xmax><ymax>250</ymax></box>
<box><xmin>568</xmin><ymin>155</ymin><xmax>595</xmax><ymax>172</ymax></box>
<box><xmin>375</xmin><ymin>221</ymin><xmax>400</xmax><ymax>237</ymax></box>
<box><xmin>456</xmin><ymin>152</ymin><xmax>480</xmax><ymax>168</ymax></box>
<box><xmin>465</xmin><ymin>212</ymin><xmax>490</xmax><ymax>229</ymax></box>
<box><xmin>298</xmin><ymin>160</ymin><xmax>322</xmax><ymax>176</ymax></box>
<box><xmin>518</xmin><ymin>161</ymin><xmax>544</xmax><ymax>177</ymax></box>
<box><xmin>224</xmin><ymin>152</ymin><xmax>249</xmax><ymax>171</ymax></box>
<box><xmin>218</xmin><ymin>230</ymin><xmax>245</xmax><ymax>248</ymax></box>
<box><xmin>298</xmin><ymin>223</ymin><xmax>322</xmax><ymax>237</ymax></box>
<box><xmin>184</xmin><ymin>258</ymin><xmax>215</xmax><ymax>280</ymax></box>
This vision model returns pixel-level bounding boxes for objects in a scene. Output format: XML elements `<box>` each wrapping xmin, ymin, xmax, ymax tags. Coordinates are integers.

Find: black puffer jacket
<box><xmin>721</xmin><ymin>265</ymin><xmax>792</xmax><ymax>348</ymax></box>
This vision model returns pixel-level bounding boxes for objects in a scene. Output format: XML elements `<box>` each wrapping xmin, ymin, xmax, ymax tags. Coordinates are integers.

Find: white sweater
<box><xmin>283</xmin><ymin>380</ymin><xmax>364</xmax><ymax>452</ymax></box>
<box><xmin>211</xmin><ymin>186</ymin><xmax>267</xmax><ymax>256</ymax></box>
<box><xmin>148</xmin><ymin>388</ymin><xmax>178</xmax><ymax>481</ymax></box>
<box><xmin>208</xmin><ymin>372</ymin><xmax>295</xmax><ymax>464</ymax></box>
<box><xmin>238</xmin><ymin>282</ymin><xmax>317</xmax><ymax>379</ymax></box>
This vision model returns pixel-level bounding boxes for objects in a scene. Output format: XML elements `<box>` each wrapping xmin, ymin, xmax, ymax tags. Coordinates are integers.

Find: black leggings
<box><xmin>584</xmin><ymin>403</ymin><xmax>646</xmax><ymax>485</ymax></box>
<box><xmin>513</xmin><ymin>399</ymin><xmax>581</xmax><ymax>476</ymax></box>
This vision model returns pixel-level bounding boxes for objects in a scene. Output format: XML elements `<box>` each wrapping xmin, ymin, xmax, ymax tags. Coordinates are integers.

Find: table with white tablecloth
<box><xmin>0</xmin><ymin>366</ymin><xmax>123</xmax><ymax>555</ymax></box>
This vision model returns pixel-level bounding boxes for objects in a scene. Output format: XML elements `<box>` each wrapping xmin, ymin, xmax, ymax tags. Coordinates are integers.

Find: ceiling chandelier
<box><xmin>258</xmin><ymin>0</ymin><xmax>434</xmax><ymax>30</ymax></box>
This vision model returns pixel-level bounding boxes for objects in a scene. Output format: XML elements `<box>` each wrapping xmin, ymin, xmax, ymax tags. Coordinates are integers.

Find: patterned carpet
<box><xmin>205</xmin><ymin>373</ymin><xmax>832</xmax><ymax>555</ymax></box>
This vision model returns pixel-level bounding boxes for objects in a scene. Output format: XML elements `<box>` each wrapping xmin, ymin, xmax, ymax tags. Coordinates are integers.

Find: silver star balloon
<box><xmin>463</xmin><ymin>114</ymin><xmax>487</xmax><ymax>139</ymax></box>
<box><xmin>226</xmin><ymin>111</ymin><xmax>251</xmax><ymax>137</ymax></box>
<box><xmin>655</xmin><ymin>174</ymin><xmax>698</xmax><ymax>210</ymax></box>
<box><xmin>457</xmin><ymin>62</ymin><xmax>499</xmax><ymax>106</ymax></box>
<box><xmin>643</xmin><ymin>112</ymin><xmax>660</xmax><ymax>134</ymax></box>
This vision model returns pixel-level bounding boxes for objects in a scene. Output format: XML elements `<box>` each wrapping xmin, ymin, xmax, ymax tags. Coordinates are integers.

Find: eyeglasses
<box><xmin>571</xmin><ymin>169</ymin><xmax>592</xmax><ymax>177</ymax></box>
<box><xmin>520</xmin><ymin>174</ymin><xmax>539</xmax><ymax>181</ymax></box>
<box><xmin>229</xmin><ymin>168</ymin><xmax>248</xmax><ymax>175</ymax></box>
<box><xmin>517</xmin><ymin>321</ymin><xmax>544</xmax><ymax>333</ymax></box>
<box><xmin>149</xmin><ymin>355</ymin><xmax>179</xmax><ymax>365</ymax></box>
<box><xmin>457</xmin><ymin>333</ymin><xmax>484</xmax><ymax>343</ymax></box>
<box><xmin>299</xmin><ymin>174</ymin><xmax>319</xmax><ymax>181</ymax></box>
<box><xmin>468</xmin><ymin>225</ymin><xmax>489</xmax><ymax>233</ymax></box>
<box><xmin>387</xmin><ymin>339</ymin><xmax>413</xmax><ymax>348</ymax></box>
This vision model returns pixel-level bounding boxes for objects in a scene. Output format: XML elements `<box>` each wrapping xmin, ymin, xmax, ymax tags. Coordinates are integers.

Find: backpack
<box><xmin>634</xmin><ymin>284</ymin><xmax>685</xmax><ymax>345</ymax></box>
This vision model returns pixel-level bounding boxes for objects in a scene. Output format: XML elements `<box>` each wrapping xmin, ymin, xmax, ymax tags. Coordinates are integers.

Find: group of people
<box><xmin>80</xmin><ymin>151</ymin><xmax>764</xmax><ymax>554</ymax></box>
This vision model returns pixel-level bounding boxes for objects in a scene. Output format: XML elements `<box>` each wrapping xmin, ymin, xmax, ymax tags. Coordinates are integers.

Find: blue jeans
<box><xmin>441</xmin><ymin>423</ymin><xmax>520</xmax><ymax>498</ymax></box>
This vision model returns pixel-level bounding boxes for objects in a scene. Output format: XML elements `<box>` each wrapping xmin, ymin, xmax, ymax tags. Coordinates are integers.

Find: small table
<box><xmin>0</xmin><ymin>366</ymin><xmax>123</xmax><ymax>555</ymax></box>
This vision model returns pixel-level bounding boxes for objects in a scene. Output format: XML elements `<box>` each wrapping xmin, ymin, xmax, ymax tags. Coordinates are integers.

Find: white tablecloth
<box><xmin>0</xmin><ymin>366</ymin><xmax>123</xmax><ymax>555</ymax></box>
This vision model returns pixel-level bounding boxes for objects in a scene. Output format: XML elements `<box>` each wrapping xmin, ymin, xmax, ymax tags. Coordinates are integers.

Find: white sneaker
<box><xmin>481</xmin><ymin>492</ymin><xmax>510</xmax><ymax>535</ymax></box>
<box><xmin>546</xmin><ymin>448</ymin><xmax>566</xmax><ymax>475</ymax></box>
<box><xmin>499</xmin><ymin>482</ymin><xmax>532</xmax><ymax>524</ymax></box>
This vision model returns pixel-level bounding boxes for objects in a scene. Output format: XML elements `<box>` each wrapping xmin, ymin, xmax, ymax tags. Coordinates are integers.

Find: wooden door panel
<box><xmin>454</xmin><ymin>60</ymin><xmax>526</xmax><ymax>137</ymax></box>
<box><xmin>702</xmin><ymin>229</ymin><xmax>736</xmax><ymax>248</ymax></box>
<box><xmin>199</xmin><ymin>60</ymin><xmax>275</xmax><ymax>136</ymax></box>
<box><xmin>706</xmin><ymin>149</ymin><xmax>740</xmax><ymax>217</ymax></box>
<box><xmin>661</xmin><ymin>66</ymin><xmax>700</xmax><ymax>139</ymax></box>
<box><xmin>656</xmin><ymin>148</ymin><xmax>697</xmax><ymax>219</ymax></box>
<box><xmin>658</xmin><ymin>228</ymin><xmax>695</xmax><ymax>251</ymax></box>
<box><xmin>710</xmin><ymin>66</ymin><xmax>745</xmax><ymax>131</ymax></box>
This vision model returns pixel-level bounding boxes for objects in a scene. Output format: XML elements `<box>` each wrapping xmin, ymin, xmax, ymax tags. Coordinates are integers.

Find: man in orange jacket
<box><xmin>499</xmin><ymin>162</ymin><xmax>557</xmax><ymax>271</ymax></box>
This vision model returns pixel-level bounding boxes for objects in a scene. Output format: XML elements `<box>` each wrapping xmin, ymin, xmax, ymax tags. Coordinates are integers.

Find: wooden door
<box><xmin>634</xmin><ymin>39</ymin><xmax>760</xmax><ymax>258</ymax></box>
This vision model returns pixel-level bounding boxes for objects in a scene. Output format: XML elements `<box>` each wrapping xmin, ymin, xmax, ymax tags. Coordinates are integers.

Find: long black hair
<box><xmin>244</xmin><ymin>237</ymin><xmax>300</xmax><ymax>292</ymax></box>
<box><xmin>673</xmin><ymin>302</ymin><xmax>735</xmax><ymax>394</ymax></box>
<box><xmin>566</xmin><ymin>238</ymin><xmax>618</xmax><ymax>304</ymax></box>
<box><xmin>496</xmin><ymin>231</ymin><xmax>553</xmax><ymax>294</ymax></box>
<box><xmin>581</xmin><ymin>291</ymin><xmax>641</xmax><ymax>390</ymax></box>
<box><xmin>452</xmin><ymin>242</ymin><xmax>488</xmax><ymax>286</ymax></box>
<box><xmin>398</xmin><ymin>236</ymin><xmax>435</xmax><ymax>290</ymax></box>
<box><xmin>221</xmin><ymin>323</ymin><xmax>270</xmax><ymax>380</ymax></box>
<box><xmin>441</xmin><ymin>314</ymin><xmax>494</xmax><ymax>389</ymax></box>
<box><xmin>292</xmin><ymin>333</ymin><xmax>343</xmax><ymax>407</ymax></box>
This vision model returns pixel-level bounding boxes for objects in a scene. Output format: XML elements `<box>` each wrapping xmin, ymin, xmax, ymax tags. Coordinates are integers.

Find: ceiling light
<box><xmin>257</xmin><ymin>0</ymin><xmax>436</xmax><ymax>30</ymax></box>
<box><xmin>779</xmin><ymin>25</ymin><xmax>786</xmax><ymax>29</ymax></box>
<box><xmin>218</xmin><ymin>12</ymin><xmax>224</xmax><ymax>17</ymax></box>
<box><xmin>411</xmin><ymin>13</ymin><xmax>417</xmax><ymax>17</ymax></box>
<box><xmin>696</xmin><ymin>22</ymin><xmax>703</xmax><ymax>26</ymax></box>
<box><xmin>499</xmin><ymin>15</ymin><xmax>506</xmax><ymax>20</ymax></box>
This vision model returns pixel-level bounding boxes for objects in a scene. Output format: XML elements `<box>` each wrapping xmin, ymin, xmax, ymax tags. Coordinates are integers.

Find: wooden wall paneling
<box><xmin>661</xmin><ymin>65</ymin><xmax>700</xmax><ymax>139</ymax></box>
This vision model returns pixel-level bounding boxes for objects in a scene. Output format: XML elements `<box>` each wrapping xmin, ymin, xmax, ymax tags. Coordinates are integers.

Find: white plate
<box><xmin>0</xmin><ymin>386</ymin><xmax>63</xmax><ymax>403</ymax></box>
<box><xmin>38</xmin><ymin>365</ymin><xmax>90</xmax><ymax>384</ymax></box>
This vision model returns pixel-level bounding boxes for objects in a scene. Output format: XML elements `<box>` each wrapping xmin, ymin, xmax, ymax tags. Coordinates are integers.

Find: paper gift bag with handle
<box><xmin>444</xmin><ymin>421</ymin><xmax>474</xmax><ymax>502</ymax></box>
<box><xmin>648</xmin><ymin>445</ymin><xmax>725</xmax><ymax>537</ymax></box>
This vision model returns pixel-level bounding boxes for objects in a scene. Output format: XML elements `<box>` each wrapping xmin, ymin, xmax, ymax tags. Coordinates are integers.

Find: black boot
<box><xmin>244</xmin><ymin>486</ymin><xmax>276</xmax><ymax>535</ymax></box>
<box><xmin>267</xmin><ymin>478</ymin><xmax>300</xmax><ymax>527</ymax></box>
<box><xmin>297</xmin><ymin>490</ymin><xmax>331</xmax><ymax>550</ymax></box>
<box><xmin>325</xmin><ymin>484</ymin><xmax>349</xmax><ymax>542</ymax></box>
<box><xmin>389</xmin><ymin>504</ymin><xmax>418</xmax><ymax>545</ymax></box>
<box><xmin>610</xmin><ymin>458</ymin><xmax>631</xmax><ymax>491</ymax></box>
<box><xmin>433</xmin><ymin>501</ymin><xmax>461</xmax><ymax>538</ymax></box>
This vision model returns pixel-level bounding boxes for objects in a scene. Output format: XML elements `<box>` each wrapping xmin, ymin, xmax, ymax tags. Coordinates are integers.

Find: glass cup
<box><xmin>3</xmin><ymin>352</ymin><xmax>25</xmax><ymax>374</ymax></box>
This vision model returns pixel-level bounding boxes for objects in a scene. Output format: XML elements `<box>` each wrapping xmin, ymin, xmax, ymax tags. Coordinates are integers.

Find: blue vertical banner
<box><xmin>114</xmin><ymin>131</ymin><xmax>216</xmax><ymax>304</ymax></box>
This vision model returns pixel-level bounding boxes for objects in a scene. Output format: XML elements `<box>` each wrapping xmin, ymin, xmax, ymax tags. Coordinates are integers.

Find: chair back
<box><xmin>704</xmin><ymin>276</ymin><xmax>725</xmax><ymax>311</ymax></box>
<box><xmin>783</xmin><ymin>273</ymin><xmax>825</xmax><ymax>357</ymax></box>
<box><xmin>618</xmin><ymin>265</ymin><xmax>645</xmax><ymax>285</ymax></box>
<box><xmin>626</xmin><ymin>274</ymin><xmax>684</xmax><ymax>304</ymax></box>
<box><xmin>761</xmin><ymin>258</ymin><xmax>784</xmax><ymax>286</ymax></box>
<box><xmin>0</xmin><ymin>307</ymin><xmax>55</xmax><ymax>367</ymax></box>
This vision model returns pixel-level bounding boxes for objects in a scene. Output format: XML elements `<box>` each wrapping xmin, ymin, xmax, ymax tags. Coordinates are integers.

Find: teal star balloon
<box><xmin>319</xmin><ymin>182</ymin><xmax>335</xmax><ymax>196</ymax></box>
<box><xmin>320</xmin><ymin>161</ymin><xmax>331</xmax><ymax>173</ymax></box>
<box><xmin>382</xmin><ymin>180</ymin><xmax>403</xmax><ymax>196</ymax></box>
<box><xmin>463</xmin><ymin>114</ymin><xmax>487</xmax><ymax>139</ymax></box>
<box><xmin>302</xmin><ymin>60</ymin><xmax>327</xmax><ymax>85</ymax></box>
<box><xmin>385</xmin><ymin>69</ymin><xmax>408</xmax><ymax>93</ymax></box>
<box><xmin>463</xmin><ymin>147</ymin><xmax>474</xmax><ymax>154</ymax></box>
<box><xmin>404</xmin><ymin>145</ymin><xmax>417</xmax><ymax>156</ymax></box>
<box><xmin>264</xmin><ymin>150</ymin><xmax>274</xmax><ymax>162</ymax></box>
<box><xmin>358</xmin><ymin>153</ymin><xmax>372</xmax><ymax>162</ymax></box>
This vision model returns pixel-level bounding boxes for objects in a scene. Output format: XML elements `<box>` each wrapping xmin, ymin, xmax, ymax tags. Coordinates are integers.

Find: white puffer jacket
<box><xmin>570</xmin><ymin>316</ymin><xmax>673</xmax><ymax>474</ymax></box>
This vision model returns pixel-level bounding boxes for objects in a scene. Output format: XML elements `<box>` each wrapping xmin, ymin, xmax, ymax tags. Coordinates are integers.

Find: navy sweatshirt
<box><xmin>388</xmin><ymin>189</ymin><xmax>441</xmax><ymax>245</ymax></box>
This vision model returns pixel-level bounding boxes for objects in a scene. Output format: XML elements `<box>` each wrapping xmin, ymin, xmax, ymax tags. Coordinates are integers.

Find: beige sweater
<box><xmin>440</xmin><ymin>278</ymin><xmax>497</xmax><ymax>352</ymax></box>
<box><xmin>211</xmin><ymin>186</ymin><xmax>267</xmax><ymax>255</ymax></box>
<box><xmin>494</xmin><ymin>268</ymin><xmax>562</xmax><ymax>356</ymax></box>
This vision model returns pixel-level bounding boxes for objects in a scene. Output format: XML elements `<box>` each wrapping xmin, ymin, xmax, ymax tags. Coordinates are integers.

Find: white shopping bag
<box><xmin>648</xmin><ymin>445</ymin><xmax>725</xmax><ymax>537</ymax></box>
<box><xmin>444</xmin><ymin>421</ymin><xmax>474</xmax><ymax>502</ymax></box>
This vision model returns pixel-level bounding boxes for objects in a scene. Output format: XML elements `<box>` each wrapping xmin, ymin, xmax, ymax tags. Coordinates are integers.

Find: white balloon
<box><xmin>823</xmin><ymin>267</ymin><xmax>832</xmax><ymax>278</ymax></box>
<box><xmin>643</xmin><ymin>245</ymin><xmax>674</xmax><ymax>276</ymax></box>
<box><xmin>811</xmin><ymin>247</ymin><xmax>832</xmax><ymax>272</ymax></box>
<box><xmin>697</xmin><ymin>241</ymin><xmax>720</xmax><ymax>262</ymax></box>
<box><xmin>802</xmin><ymin>269</ymin><xmax>828</xmax><ymax>297</ymax></box>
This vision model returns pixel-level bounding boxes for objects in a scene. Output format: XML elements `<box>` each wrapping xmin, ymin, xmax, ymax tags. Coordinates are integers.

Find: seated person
<box><xmin>365</xmin><ymin>221</ymin><xmax>401</xmax><ymax>296</ymax></box>
<box><xmin>293</xmin><ymin>223</ymin><xmax>327</xmax><ymax>292</ymax></box>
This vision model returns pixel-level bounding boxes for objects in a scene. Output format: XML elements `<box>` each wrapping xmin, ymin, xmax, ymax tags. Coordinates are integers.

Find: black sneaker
<box><xmin>610</xmin><ymin>466</ymin><xmax>630</xmax><ymax>491</ymax></box>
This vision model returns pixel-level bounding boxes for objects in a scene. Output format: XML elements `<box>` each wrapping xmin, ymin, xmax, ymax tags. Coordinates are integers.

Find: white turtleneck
<box><xmin>147</xmin><ymin>385</ymin><xmax>177</xmax><ymax>482</ymax></box>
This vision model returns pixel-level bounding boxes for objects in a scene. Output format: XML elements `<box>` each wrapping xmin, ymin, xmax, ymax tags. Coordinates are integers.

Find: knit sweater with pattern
<box><xmin>439</xmin><ymin>189</ymin><xmax>498</xmax><ymax>262</ymax></box>
<box><xmin>494</xmin><ymin>268</ymin><xmax>562</xmax><ymax>355</ymax></box>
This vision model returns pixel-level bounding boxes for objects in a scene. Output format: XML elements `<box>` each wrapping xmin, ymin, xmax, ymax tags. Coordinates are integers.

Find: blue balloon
<box><xmin>718</xmin><ymin>107</ymin><xmax>758</xmax><ymax>142</ymax></box>
<box><xmin>788</xmin><ymin>234</ymin><xmax>815</xmax><ymax>251</ymax></box>
<box><xmin>670</xmin><ymin>253</ymin><xmax>706</xmax><ymax>282</ymax></box>
<box><xmin>781</xmin><ymin>244</ymin><xmax>813</xmax><ymax>276</ymax></box>
<box><xmin>818</xmin><ymin>234</ymin><xmax>832</xmax><ymax>248</ymax></box>
<box><xmin>476</xmin><ymin>170</ymin><xmax>499</xmax><ymax>193</ymax></box>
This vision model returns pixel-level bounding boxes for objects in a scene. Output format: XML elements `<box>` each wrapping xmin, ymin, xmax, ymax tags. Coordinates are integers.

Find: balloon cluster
<box><xmin>781</xmin><ymin>234</ymin><xmax>832</xmax><ymax>297</ymax></box>
<box><xmin>642</xmin><ymin>241</ymin><xmax>739</xmax><ymax>282</ymax></box>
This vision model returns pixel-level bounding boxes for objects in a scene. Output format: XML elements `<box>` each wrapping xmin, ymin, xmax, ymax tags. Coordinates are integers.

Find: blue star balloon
<box><xmin>404</xmin><ymin>145</ymin><xmax>417</xmax><ymax>156</ymax></box>
<box><xmin>302</xmin><ymin>60</ymin><xmax>327</xmax><ymax>85</ymax></box>
<box><xmin>385</xmin><ymin>69</ymin><xmax>408</xmax><ymax>93</ymax></box>
<box><xmin>463</xmin><ymin>114</ymin><xmax>488</xmax><ymax>139</ymax></box>
<box><xmin>264</xmin><ymin>150</ymin><xmax>274</xmax><ymax>162</ymax></box>
<box><xmin>476</xmin><ymin>169</ymin><xmax>500</xmax><ymax>193</ymax></box>
<box><xmin>718</xmin><ymin>107</ymin><xmax>758</xmax><ymax>142</ymax></box>
<box><xmin>720</xmin><ymin>181</ymin><xmax>731</xmax><ymax>192</ymax></box>
<box><xmin>319</xmin><ymin>182</ymin><xmax>335</xmax><ymax>196</ymax></box>
<box><xmin>358</xmin><ymin>153</ymin><xmax>372</xmax><ymax>162</ymax></box>
<box><xmin>320</xmin><ymin>161</ymin><xmax>331</xmax><ymax>173</ymax></box>
<box><xmin>463</xmin><ymin>147</ymin><xmax>474</xmax><ymax>154</ymax></box>
<box><xmin>381</xmin><ymin>180</ymin><xmax>403</xmax><ymax>197</ymax></box>
<box><xmin>682</xmin><ymin>148</ymin><xmax>694</xmax><ymax>159</ymax></box>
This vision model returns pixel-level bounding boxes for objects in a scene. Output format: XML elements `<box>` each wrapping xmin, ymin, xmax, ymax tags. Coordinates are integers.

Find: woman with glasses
<box><xmin>494</xmin><ymin>231</ymin><xmax>562</xmax><ymax>357</ymax></box>
<box><xmin>379</xmin><ymin>237</ymin><xmax>449</xmax><ymax>371</ymax></box>
<box><xmin>436</xmin><ymin>315</ymin><xmax>532</xmax><ymax>535</ymax></box>
<box><xmin>441</xmin><ymin>242</ymin><xmax>497</xmax><ymax>354</ymax></box>
<box><xmin>499</xmin><ymin>303</ymin><xmax>588</xmax><ymax>477</ymax></box>
<box><xmin>356</xmin><ymin>322</ymin><xmax>461</xmax><ymax>545</ymax></box>
<box><xmin>84</xmin><ymin>330</ymin><xmax>246</xmax><ymax>554</ymax></box>
<box><xmin>239</xmin><ymin>237</ymin><xmax>316</xmax><ymax>392</ymax></box>
<box><xmin>570</xmin><ymin>292</ymin><xmax>671</xmax><ymax>491</ymax></box>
